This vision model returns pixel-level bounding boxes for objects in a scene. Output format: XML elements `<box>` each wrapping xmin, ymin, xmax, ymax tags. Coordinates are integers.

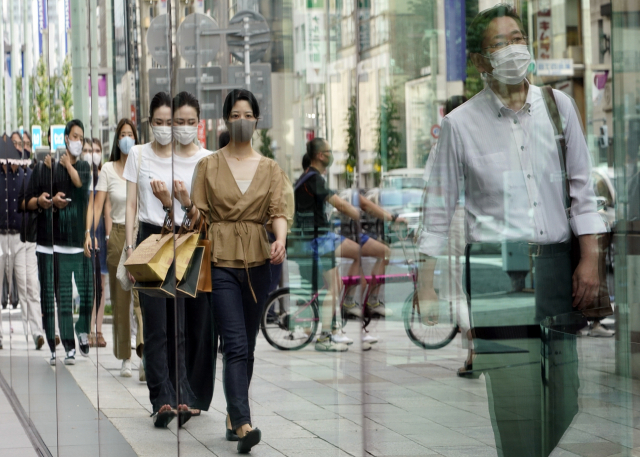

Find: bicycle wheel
<box><xmin>261</xmin><ymin>287</ymin><xmax>319</xmax><ymax>350</ymax></box>
<box><xmin>403</xmin><ymin>290</ymin><xmax>458</xmax><ymax>349</ymax></box>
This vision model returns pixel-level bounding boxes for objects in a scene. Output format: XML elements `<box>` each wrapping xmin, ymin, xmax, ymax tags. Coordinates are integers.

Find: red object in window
<box><xmin>198</xmin><ymin>120</ymin><xmax>207</xmax><ymax>147</ymax></box>
<box><xmin>130</xmin><ymin>105</ymin><xmax>137</xmax><ymax>125</ymax></box>
<box><xmin>306</xmin><ymin>130</ymin><xmax>315</xmax><ymax>143</ymax></box>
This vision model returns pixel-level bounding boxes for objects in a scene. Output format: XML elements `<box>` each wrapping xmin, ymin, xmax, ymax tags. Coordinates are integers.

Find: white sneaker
<box><xmin>362</xmin><ymin>341</ymin><xmax>372</xmax><ymax>351</ymax></box>
<box><xmin>343</xmin><ymin>302</ymin><xmax>362</xmax><ymax>318</ymax></box>
<box><xmin>590</xmin><ymin>322</ymin><xmax>615</xmax><ymax>337</ymax></box>
<box><xmin>131</xmin><ymin>337</ymin><xmax>137</xmax><ymax>350</ymax></box>
<box><xmin>315</xmin><ymin>335</ymin><xmax>348</xmax><ymax>352</ymax></box>
<box><xmin>121</xmin><ymin>359</ymin><xmax>132</xmax><ymax>377</ymax></box>
<box><xmin>331</xmin><ymin>332</ymin><xmax>354</xmax><ymax>345</ymax></box>
<box><xmin>291</xmin><ymin>326</ymin><xmax>310</xmax><ymax>340</ymax></box>
<box><xmin>50</xmin><ymin>353</ymin><xmax>56</xmax><ymax>366</ymax></box>
<box><xmin>139</xmin><ymin>363</ymin><xmax>146</xmax><ymax>382</ymax></box>
<box><xmin>362</xmin><ymin>334</ymin><xmax>378</xmax><ymax>344</ymax></box>
<box><xmin>367</xmin><ymin>302</ymin><xmax>393</xmax><ymax>317</ymax></box>
<box><xmin>577</xmin><ymin>325</ymin><xmax>590</xmax><ymax>337</ymax></box>
<box><xmin>64</xmin><ymin>350</ymin><xmax>76</xmax><ymax>365</ymax></box>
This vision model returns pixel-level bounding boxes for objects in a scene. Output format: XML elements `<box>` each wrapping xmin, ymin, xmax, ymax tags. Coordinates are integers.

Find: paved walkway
<box><xmin>1</xmin><ymin>293</ymin><xmax>636</xmax><ymax>457</ymax></box>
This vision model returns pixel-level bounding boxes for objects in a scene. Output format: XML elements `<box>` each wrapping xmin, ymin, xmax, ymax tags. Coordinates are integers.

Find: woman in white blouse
<box><xmin>123</xmin><ymin>91</ymin><xmax>214</xmax><ymax>429</ymax></box>
<box><xmin>89</xmin><ymin>119</ymin><xmax>144</xmax><ymax>379</ymax></box>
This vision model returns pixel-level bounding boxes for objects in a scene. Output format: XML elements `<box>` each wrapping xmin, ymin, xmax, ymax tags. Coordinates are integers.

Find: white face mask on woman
<box><xmin>172</xmin><ymin>126</ymin><xmax>198</xmax><ymax>145</ymax></box>
<box><xmin>93</xmin><ymin>152</ymin><xmax>101</xmax><ymax>166</ymax></box>
<box><xmin>486</xmin><ymin>44</ymin><xmax>531</xmax><ymax>85</ymax></box>
<box><xmin>151</xmin><ymin>126</ymin><xmax>172</xmax><ymax>146</ymax></box>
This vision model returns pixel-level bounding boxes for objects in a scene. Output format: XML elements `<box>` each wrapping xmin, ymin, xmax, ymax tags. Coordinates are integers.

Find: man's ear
<box><xmin>470</xmin><ymin>53</ymin><xmax>490</xmax><ymax>75</ymax></box>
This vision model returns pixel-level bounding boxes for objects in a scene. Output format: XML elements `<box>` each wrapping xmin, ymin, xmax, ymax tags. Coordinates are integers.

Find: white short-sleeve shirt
<box><xmin>123</xmin><ymin>143</ymin><xmax>214</xmax><ymax>226</ymax></box>
<box><xmin>95</xmin><ymin>161</ymin><xmax>127</xmax><ymax>225</ymax></box>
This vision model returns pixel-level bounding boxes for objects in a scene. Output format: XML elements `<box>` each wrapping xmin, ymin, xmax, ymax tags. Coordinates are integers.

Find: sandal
<box><xmin>177</xmin><ymin>405</ymin><xmax>192</xmax><ymax>427</ymax></box>
<box><xmin>152</xmin><ymin>406</ymin><xmax>176</xmax><ymax>428</ymax></box>
<box><xmin>88</xmin><ymin>333</ymin><xmax>97</xmax><ymax>348</ymax></box>
<box><xmin>190</xmin><ymin>409</ymin><xmax>201</xmax><ymax>417</ymax></box>
<box><xmin>96</xmin><ymin>332</ymin><xmax>107</xmax><ymax>348</ymax></box>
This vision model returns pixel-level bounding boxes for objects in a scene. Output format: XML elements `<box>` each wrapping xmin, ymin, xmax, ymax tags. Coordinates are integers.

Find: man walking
<box><xmin>27</xmin><ymin>120</ymin><xmax>93</xmax><ymax>365</ymax></box>
<box><xmin>418</xmin><ymin>5</ymin><xmax>606</xmax><ymax>456</ymax></box>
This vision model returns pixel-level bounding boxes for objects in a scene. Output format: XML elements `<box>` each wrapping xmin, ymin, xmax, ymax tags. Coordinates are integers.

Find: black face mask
<box><xmin>323</xmin><ymin>154</ymin><xmax>334</xmax><ymax>168</ymax></box>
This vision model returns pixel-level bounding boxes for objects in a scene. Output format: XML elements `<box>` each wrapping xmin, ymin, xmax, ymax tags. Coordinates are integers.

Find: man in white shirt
<box><xmin>417</xmin><ymin>5</ymin><xmax>606</xmax><ymax>457</ymax></box>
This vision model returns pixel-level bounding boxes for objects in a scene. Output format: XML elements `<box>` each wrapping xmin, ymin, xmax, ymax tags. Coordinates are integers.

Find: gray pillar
<box><xmin>23</xmin><ymin>0</ymin><xmax>32</xmax><ymax>133</ymax></box>
<box><xmin>10</xmin><ymin>0</ymin><xmax>19</xmax><ymax>131</ymax></box>
<box><xmin>89</xmin><ymin>0</ymin><xmax>99</xmax><ymax>138</ymax></box>
<box><xmin>0</xmin><ymin>0</ymin><xmax>4</xmax><ymax>133</ymax></box>
<box><xmin>70</xmin><ymin>0</ymin><xmax>90</xmax><ymax>124</ymax></box>
<box><xmin>104</xmin><ymin>0</ymin><xmax>116</xmax><ymax>149</ymax></box>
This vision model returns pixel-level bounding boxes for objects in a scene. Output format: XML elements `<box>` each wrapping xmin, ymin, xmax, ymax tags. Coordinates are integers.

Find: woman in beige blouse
<box><xmin>190</xmin><ymin>89</ymin><xmax>289</xmax><ymax>453</ymax></box>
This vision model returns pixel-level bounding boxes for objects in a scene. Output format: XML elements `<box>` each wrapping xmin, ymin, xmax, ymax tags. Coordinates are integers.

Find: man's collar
<box><xmin>484</xmin><ymin>79</ymin><xmax>533</xmax><ymax>116</ymax></box>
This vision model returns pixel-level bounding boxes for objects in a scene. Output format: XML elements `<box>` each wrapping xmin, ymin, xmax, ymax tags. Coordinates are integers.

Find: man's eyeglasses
<box><xmin>482</xmin><ymin>36</ymin><xmax>528</xmax><ymax>52</ymax></box>
<box><xmin>320</xmin><ymin>150</ymin><xmax>332</xmax><ymax>155</ymax></box>
<box><xmin>12</xmin><ymin>140</ymin><xmax>24</xmax><ymax>149</ymax></box>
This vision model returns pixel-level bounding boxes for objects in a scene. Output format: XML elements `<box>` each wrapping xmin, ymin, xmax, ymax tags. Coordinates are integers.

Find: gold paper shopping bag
<box><xmin>174</xmin><ymin>231</ymin><xmax>200</xmax><ymax>281</ymax></box>
<box><xmin>124</xmin><ymin>233</ymin><xmax>175</xmax><ymax>282</ymax></box>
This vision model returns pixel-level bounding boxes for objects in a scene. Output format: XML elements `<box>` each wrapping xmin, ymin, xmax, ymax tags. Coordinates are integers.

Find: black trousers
<box><xmin>138</xmin><ymin>222</ymin><xmax>195</xmax><ymax>413</ymax></box>
<box><xmin>466</xmin><ymin>243</ymin><xmax>579</xmax><ymax>457</ymax></box>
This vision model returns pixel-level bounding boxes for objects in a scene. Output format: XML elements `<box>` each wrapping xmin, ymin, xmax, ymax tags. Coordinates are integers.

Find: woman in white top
<box><xmin>89</xmin><ymin>119</ymin><xmax>144</xmax><ymax>379</ymax></box>
<box><xmin>123</xmin><ymin>92</ymin><xmax>214</xmax><ymax>428</ymax></box>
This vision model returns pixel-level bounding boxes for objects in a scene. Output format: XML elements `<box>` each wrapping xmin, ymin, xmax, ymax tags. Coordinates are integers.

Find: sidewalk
<box><xmin>0</xmin><ymin>373</ymin><xmax>38</xmax><ymax>457</ymax></box>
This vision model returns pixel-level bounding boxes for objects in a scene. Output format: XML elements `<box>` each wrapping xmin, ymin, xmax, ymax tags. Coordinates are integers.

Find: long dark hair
<box><xmin>109</xmin><ymin>119</ymin><xmax>139</xmax><ymax>162</ymax></box>
<box><xmin>149</xmin><ymin>92</ymin><xmax>172</xmax><ymax>121</ymax></box>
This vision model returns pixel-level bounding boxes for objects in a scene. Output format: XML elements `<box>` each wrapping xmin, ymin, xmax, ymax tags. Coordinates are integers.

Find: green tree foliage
<box><xmin>374</xmin><ymin>88</ymin><xmax>403</xmax><ymax>176</ymax></box>
<box><xmin>258</xmin><ymin>129</ymin><xmax>274</xmax><ymax>159</ymax></box>
<box><xmin>345</xmin><ymin>97</ymin><xmax>357</xmax><ymax>186</ymax></box>
<box><xmin>51</xmin><ymin>56</ymin><xmax>73</xmax><ymax>124</ymax></box>
<box><xmin>32</xmin><ymin>58</ymin><xmax>50</xmax><ymax>145</ymax></box>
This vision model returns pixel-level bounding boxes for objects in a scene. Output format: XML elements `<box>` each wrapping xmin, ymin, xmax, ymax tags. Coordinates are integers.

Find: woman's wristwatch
<box><xmin>181</xmin><ymin>202</ymin><xmax>194</xmax><ymax>213</ymax></box>
<box><xmin>125</xmin><ymin>245</ymin><xmax>134</xmax><ymax>251</ymax></box>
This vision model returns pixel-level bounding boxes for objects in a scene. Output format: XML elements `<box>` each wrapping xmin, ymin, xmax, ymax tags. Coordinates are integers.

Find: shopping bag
<box><xmin>124</xmin><ymin>232</ymin><xmax>175</xmax><ymax>283</ymax></box>
<box><xmin>177</xmin><ymin>247</ymin><xmax>205</xmax><ymax>298</ymax></box>
<box><xmin>133</xmin><ymin>261</ymin><xmax>177</xmax><ymax>298</ymax></box>
<box><xmin>197</xmin><ymin>238</ymin><xmax>212</xmax><ymax>293</ymax></box>
<box><xmin>175</xmin><ymin>231</ymin><xmax>200</xmax><ymax>281</ymax></box>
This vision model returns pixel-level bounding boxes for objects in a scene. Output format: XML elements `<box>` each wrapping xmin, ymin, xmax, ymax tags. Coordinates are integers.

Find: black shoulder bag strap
<box><xmin>293</xmin><ymin>170</ymin><xmax>318</xmax><ymax>192</ymax></box>
<box><xmin>540</xmin><ymin>85</ymin><xmax>571</xmax><ymax>214</ymax></box>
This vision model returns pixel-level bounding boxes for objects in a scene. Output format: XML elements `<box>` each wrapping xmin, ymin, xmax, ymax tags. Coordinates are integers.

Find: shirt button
<box><xmin>498</xmin><ymin>113</ymin><xmax>502</xmax><ymax>118</ymax></box>
<box><xmin>534</xmin><ymin>202</ymin><xmax>537</xmax><ymax>206</ymax></box>
<box><xmin>521</xmin><ymin>146</ymin><xmax>524</xmax><ymax>151</ymax></box>
<box><xmin>527</xmin><ymin>174</ymin><xmax>531</xmax><ymax>178</ymax></box>
<box><xmin>514</xmin><ymin>120</ymin><xmax>518</xmax><ymax>124</ymax></box>
<box><xmin>540</xmin><ymin>230</ymin><xmax>544</xmax><ymax>235</ymax></box>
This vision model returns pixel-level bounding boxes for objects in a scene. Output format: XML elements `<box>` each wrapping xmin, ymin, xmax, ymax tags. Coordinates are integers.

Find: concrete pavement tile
<box><xmin>0</xmin><ymin>448</ymin><xmax>39</xmax><ymax>457</ymax></box>
<box><xmin>429</xmin><ymin>445</ymin><xmax>499</xmax><ymax>457</ymax></box>
<box><xmin>558</xmin><ymin>442</ymin><xmax>627</xmax><ymax>457</ymax></box>
<box><xmin>366</xmin><ymin>440</ymin><xmax>436</xmax><ymax>456</ymax></box>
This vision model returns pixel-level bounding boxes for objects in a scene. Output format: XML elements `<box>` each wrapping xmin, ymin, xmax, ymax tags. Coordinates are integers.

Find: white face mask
<box><xmin>93</xmin><ymin>152</ymin><xmax>101</xmax><ymax>166</ymax></box>
<box><xmin>68</xmin><ymin>140</ymin><xmax>83</xmax><ymax>157</ymax></box>
<box><xmin>487</xmin><ymin>44</ymin><xmax>531</xmax><ymax>85</ymax></box>
<box><xmin>81</xmin><ymin>153</ymin><xmax>92</xmax><ymax>163</ymax></box>
<box><xmin>152</xmin><ymin>126</ymin><xmax>172</xmax><ymax>146</ymax></box>
<box><xmin>173</xmin><ymin>126</ymin><xmax>198</xmax><ymax>145</ymax></box>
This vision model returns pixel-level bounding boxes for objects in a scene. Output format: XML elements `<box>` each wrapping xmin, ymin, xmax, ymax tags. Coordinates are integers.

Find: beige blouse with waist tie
<box><xmin>190</xmin><ymin>152</ymin><xmax>293</xmax><ymax>299</ymax></box>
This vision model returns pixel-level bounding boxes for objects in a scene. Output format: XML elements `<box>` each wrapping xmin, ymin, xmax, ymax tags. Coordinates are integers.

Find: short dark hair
<box><xmin>64</xmin><ymin>119</ymin><xmax>84</xmax><ymax>137</ymax></box>
<box><xmin>218</xmin><ymin>130</ymin><xmax>230</xmax><ymax>149</ymax></box>
<box><xmin>149</xmin><ymin>92</ymin><xmax>172</xmax><ymax>121</ymax></box>
<box><xmin>23</xmin><ymin>131</ymin><xmax>31</xmax><ymax>142</ymax></box>
<box><xmin>109</xmin><ymin>119</ymin><xmax>138</xmax><ymax>162</ymax></box>
<box><xmin>173</xmin><ymin>91</ymin><xmax>200</xmax><ymax>120</ymax></box>
<box><xmin>222</xmin><ymin>89</ymin><xmax>260</xmax><ymax>123</ymax></box>
<box><xmin>467</xmin><ymin>3</ymin><xmax>525</xmax><ymax>54</ymax></box>
<box><xmin>306</xmin><ymin>137</ymin><xmax>326</xmax><ymax>163</ymax></box>
<box><xmin>445</xmin><ymin>95</ymin><xmax>468</xmax><ymax>116</ymax></box>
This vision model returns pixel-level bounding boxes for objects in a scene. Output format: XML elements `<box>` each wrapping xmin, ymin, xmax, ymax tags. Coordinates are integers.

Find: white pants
<box><xmin>0</xmin><ymin>234</ymin><xmax>44</xmax><ymax>344</ymax></box>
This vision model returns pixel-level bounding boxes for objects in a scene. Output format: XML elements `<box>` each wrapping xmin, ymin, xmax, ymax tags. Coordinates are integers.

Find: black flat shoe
<box><xmin>152</xmin><ymin>409</ymin><xmax>176</xmax><ymax>428</ymax></box>
<box><xmin>226</xmin><ymin>427</ymin><xmax>239</xmax><ymax>441</ymax></box>
<box><xmin>457</xmin><ymin>354</ymin><xmax>480</xmax><ymax>379</ymax></box>
<box><xmin>178</xmin><ymin>409</ymin><xmax>193</xmax><ymax>427</ymax></box>
<box><xmin>237</xmin><ymin>428</ymin><xmax>261</xmax><ymax>453</ymax></box>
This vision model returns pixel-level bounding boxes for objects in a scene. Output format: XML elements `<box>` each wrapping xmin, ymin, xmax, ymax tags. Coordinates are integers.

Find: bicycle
<box><xmin>260</xmin><ymin>230</ymin><xmax>459</xmax><ymax>351</ymax></box>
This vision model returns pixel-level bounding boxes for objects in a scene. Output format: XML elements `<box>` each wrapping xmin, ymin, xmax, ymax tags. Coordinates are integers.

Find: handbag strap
<box><xmin>540</xmin><ymin>85</ymin><xmax>571</xmax><ymax>218</ymax></box>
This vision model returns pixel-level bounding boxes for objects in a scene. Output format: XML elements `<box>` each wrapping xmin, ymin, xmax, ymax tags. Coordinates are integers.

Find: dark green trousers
<box><xmin>466</xmin><ymin>243</ymin><xmax>579</xmax><ymax>457</ymax></box>
<box><xmin>38</xmin><ymin>252</ymin><xmax>93</xmax><ymax>353</ymax></box>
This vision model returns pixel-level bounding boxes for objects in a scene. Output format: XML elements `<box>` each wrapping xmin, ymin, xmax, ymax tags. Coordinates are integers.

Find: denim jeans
<box><xmin>210</xmin><ymin>262</ymin><xmax>271</xmax><ymax>430</ymax></box>
<box><xmin>138</xmin><ymin>222</ymin><xmax>195</xmax><ymax>413</ymax></box>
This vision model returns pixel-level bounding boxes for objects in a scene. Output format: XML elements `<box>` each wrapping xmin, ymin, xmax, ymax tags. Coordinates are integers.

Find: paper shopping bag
<box><xmin>124</xmin><ymin>232</ymin><xmax>175</xmax><ymax>282</ymax></box>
